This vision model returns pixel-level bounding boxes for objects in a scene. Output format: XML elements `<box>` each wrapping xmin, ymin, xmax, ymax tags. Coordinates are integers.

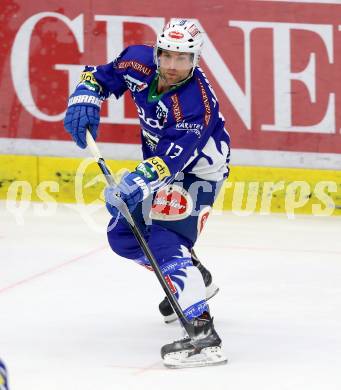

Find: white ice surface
<box><xmin>0</xmin><ymin>201</ymin><xmax>340</xmax><ymax>390</ymax></box>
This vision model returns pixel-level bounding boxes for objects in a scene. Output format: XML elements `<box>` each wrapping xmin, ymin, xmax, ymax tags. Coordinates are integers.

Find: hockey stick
<box><xmin>85</xmin><ymin>131</ymin><xmax>196</xmax><ymax>337</ymax></box>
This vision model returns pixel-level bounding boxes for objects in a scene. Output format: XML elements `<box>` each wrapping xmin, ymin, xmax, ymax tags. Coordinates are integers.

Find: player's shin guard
<box><xmin>160</xmin><ymin>258</ymin><xmax>208</xmax><ymax>321</ymax></box>
<box><xmin>159</xmin><ymin>249</ymin><xmax>219</xmax><ymax>323</ymax></box>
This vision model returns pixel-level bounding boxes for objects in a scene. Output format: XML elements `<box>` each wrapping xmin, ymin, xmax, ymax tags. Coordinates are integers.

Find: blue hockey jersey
<box><xmin>88</xmin><ymin>45</ymin><xmax>230</xmax><ymax>183</ymax></box>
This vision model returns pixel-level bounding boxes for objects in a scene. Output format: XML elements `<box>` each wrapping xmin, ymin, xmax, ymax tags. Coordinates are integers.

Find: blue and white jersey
<box><xmin>89</xmin><ymin>45</ymin><xmax>230</xmax><ymax>183</ymax></box>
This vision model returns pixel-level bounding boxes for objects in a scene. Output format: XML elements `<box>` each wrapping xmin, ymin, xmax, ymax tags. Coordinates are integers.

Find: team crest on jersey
<box><xmin>150</xmin><ymin>184</ymin><xmax>193</xmax><ymax>221</ymax></box>
<box><xmin>123</xmin><ymin>74</ymin><xmax>148</xmax><ymax>93</ymax></box>
<box><xmin>137</xmin><ymin>105</ymin><xmax>163</xmax><ymax>129</ymax></box>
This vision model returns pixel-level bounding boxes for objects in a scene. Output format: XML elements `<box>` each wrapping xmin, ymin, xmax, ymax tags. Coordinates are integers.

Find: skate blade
<box><xmin>164</xmin><ymin>283</ymin><xmax>220</xmax><ymax>324</ymax></box>
<box><xmin>163</xmin><ymin>346</ymin><xmax>227</xmax><ymax>369</ymax></box>
<box><xmin>206</xmin><ymin>283</ymin><xmax>219</xmax><ymax>301</ymax></box>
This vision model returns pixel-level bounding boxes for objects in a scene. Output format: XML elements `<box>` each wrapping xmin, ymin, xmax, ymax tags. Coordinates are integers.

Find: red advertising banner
<box><xmin>1</xmin><ymin>0</ymin><xmax>341</xmax><ymax>156</ymax></box>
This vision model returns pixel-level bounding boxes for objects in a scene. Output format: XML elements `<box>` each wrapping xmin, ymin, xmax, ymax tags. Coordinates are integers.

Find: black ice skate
<box><xmin>159</xmin><ymin>249</ymin><xmax>219</xmax><ymax>323</ymax></box>
<box><xmin>161</xmin><ymin>312</ymin><xmax>227</xmax><ymax>368</ymax></box>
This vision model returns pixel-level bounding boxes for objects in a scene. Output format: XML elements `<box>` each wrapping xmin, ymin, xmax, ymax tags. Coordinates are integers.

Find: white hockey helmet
<box><xmin>154</xmin><ymin>19</ymin><xmax>204</xmax><ymax>70</ymax></box>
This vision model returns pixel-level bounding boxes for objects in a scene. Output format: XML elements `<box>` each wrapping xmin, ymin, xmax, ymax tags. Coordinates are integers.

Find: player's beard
<box><xmin>158</xmin><ymin>68</ymin><xmax>192</xmax><ymax>88</ymax></box>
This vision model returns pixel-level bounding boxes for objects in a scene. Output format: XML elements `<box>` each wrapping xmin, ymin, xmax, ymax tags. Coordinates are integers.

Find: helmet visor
<box><xmin>157</xmin><ymin>49</ymin><xmax>194</xmax><ymax>71</ymax></box>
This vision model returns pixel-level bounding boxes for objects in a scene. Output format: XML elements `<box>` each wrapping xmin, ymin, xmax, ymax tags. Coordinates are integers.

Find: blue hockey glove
<box><xmin>64</xmin><ymin>86</ymin><xmax>102</xmax><ymax>149</ymax></box>
<box><xmin>0</xmin><ymin>359</ymin><xmax>9</xmax><ymax>390</ymax></box>
<box><xmin>104</xmin><ymin>172</ymin><xmax>151</xmax><ymax>219</ymax></box>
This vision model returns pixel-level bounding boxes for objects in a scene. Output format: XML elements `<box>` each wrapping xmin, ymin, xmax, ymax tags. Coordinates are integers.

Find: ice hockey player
<box><xmin>0</xmin><ymin>359</ymin><xmax>9</xmax><ymax>390</ymax></box>
<box><xmin>64</xmin><ymin>18</ymin><xmax>230</xmax><ymax>368</ymax></box>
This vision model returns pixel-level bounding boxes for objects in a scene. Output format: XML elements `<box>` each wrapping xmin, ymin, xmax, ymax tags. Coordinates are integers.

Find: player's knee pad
<box><xmin>147</xmin><ymin>224</ymin><xmax>192</xmax><ymax>265</ymax></box>
<box><xmin>106</xmin><ymin>217</ymin><xmax>144</xmax><ymax>260</ymax></box>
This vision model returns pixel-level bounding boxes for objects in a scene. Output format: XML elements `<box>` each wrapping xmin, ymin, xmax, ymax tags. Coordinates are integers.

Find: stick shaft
<box><xmin>86</xmin><ymin>131</ymin><xmax>194</xmax><ymax>336</ymax></box>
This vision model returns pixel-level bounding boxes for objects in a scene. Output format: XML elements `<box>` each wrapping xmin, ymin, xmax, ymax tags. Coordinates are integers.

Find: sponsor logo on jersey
<box><xmin>156</xmin><ymin>100</ymin><xmax>168</xmax><ymax>125</ymax></box>
<box><xmin>188</xmin><ymin>24</ymin><xmax>200</xmax><ymax>38</ymax></box>
<box><xmin>79</xmin><ymin>71</ymin><xmax>102</xmax><ymax>93</ymax></box>
<box><xmin>198</xmin><ymin>67</ymin><xmax>219</xmax><ymax>109</ymax></box>
<box><xmin>175</xmin><ymin>121</ymin><xmax>203</xmax><ymax>137</ymax></box>
<box><xmin>144</xmin><ymin>157</ymin><xmax>170</xmax><ymax>180</ymax></box>
<box><xmin>80</xmin><ymin>71</ymin><xmax>100</xmax><ymax>84</ymax></box>
<box><xmin>197</xmin><ymin>77</ymin><xmax>211</xmax><ymax>126</ymax></box>
<box><xmin>168</xmin><ymin>31</ymin><xmax>184</xmax><ymax>39</ymax></box>
<box><xmin>123</xmin><ymin>74</ymin><xmax>148</xmax><ymax>93</ymax></box>
<box><xmin>170</xmin><ymin>94</ymin><xmax>183</xmax><ymax>123</ymax></box>
<box><xmin>116</xmin><ymin>60</ymin><xmax>152</xmax><ymax>76</ymax></box>
<box><xmin>136</xmin><ymin>161</ymin><xmax>155</xmax><ymax>180</ymax></box>
<box><xmin>150</xmin><ymin>184</ymin><xmax>193</xmax><ymax>221</ymax></box>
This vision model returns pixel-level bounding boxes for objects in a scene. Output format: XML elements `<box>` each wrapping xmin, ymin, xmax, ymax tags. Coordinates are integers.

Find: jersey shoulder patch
<box><xmin>113</xmin><ymin>45</ymin><xmax>156</xmax><ymax>77</ymax></box>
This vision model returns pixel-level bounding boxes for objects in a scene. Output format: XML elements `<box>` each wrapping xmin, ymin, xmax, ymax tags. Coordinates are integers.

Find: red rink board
<box><xmin>1</xmin><ymin>0</ymin><xmax>341</xmax><ymax>154</ymax></box>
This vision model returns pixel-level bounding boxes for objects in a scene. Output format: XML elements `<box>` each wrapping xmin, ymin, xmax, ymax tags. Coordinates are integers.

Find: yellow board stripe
<box><xmin>0</xmin><ymin>155</ymin><xmax>340</xmax><ymax>216</ymax></box>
